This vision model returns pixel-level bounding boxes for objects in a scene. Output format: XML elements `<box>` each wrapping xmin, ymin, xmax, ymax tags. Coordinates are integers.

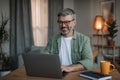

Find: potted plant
<box><xmin>107</xmin><ymin>20</ymin><xmax>118</xmax><ymax>46</ymax></box>
<box><xmin>0</xmin><ymin>13</ymin><xmax>10</xmax><ymax>71</ymax></box>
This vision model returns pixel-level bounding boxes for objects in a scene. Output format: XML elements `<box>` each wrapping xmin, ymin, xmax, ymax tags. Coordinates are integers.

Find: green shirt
<box><xmin>45</xmin><ymin>31</ymin><xmax>93</xmax><ymax>70</ymax></box>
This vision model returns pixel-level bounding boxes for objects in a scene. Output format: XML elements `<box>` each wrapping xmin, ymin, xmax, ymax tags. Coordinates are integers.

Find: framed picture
<box><xmin>101</xmin><ymin>0</ymin><xmax>115</xmax><ymax>22</ymax></box>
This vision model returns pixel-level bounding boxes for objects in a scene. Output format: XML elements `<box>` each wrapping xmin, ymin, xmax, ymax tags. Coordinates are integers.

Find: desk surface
<box><xmin>0</xmin><ymin>67</ymin><xmax>120</xmax><ymax>80</ymax></box>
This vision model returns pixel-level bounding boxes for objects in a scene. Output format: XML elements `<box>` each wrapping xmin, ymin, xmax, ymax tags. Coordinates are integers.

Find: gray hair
<box><xmin>57</xmin><ymin>8</ymin><xmax>76</xmax><ymax>20</ymax></box>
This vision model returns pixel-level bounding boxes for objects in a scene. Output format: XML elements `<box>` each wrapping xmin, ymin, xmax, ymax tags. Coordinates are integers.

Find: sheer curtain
<box><xmin>31</xmin><ymin>0</ymin><xmax>48</xmax><ymax>47</ymax></box>
<box><xmin>31</xmin><ymin>0</ymin><xmax>63</xmax><ymax>47</ymax></box>
<box><xmin>10</xmin><ymin>0</ymin><xmax>33</xmax><ymax>70</ymax></box>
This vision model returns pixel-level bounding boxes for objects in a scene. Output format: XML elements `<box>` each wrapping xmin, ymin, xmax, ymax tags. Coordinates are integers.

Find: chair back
<box><xmin>93</xmin><ymin>50</ymin><xmax>98</xmax><ymax>63</ymax></box>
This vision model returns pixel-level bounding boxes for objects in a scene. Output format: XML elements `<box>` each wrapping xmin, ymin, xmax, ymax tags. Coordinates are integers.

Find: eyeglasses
<box><xmin>57</xmin><ymin>19</ymin><xmax>74</xmax><ymax>25</ymax></box>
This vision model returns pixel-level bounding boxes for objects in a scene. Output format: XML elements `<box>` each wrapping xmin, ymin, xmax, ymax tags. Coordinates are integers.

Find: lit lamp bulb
<box><xmin>93</xmin><ymin>15</ymin><xmax>104</xmax><ymax>31</ymax></box>
<box><xmin>96</xmin><ymin>22</ymin><xmax>102</xmax><ymax>30</ymax></box>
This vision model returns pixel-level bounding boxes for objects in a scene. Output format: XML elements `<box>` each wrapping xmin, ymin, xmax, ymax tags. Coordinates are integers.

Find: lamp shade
<box><xmin>93</xmin><ymin>15</ymin><xmax>104</xmax><ymax>31</ymax></box>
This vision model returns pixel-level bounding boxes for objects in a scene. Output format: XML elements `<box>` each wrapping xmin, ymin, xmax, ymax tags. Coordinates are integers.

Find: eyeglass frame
<box><xmin>57</xmin><ymin>19</ymin><xmax>74</xmax><ymax>25</ymax></box>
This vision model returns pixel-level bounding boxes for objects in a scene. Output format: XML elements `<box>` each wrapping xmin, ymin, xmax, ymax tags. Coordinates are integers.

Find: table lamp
<box><xmin>93</xmin><ymin>15</ymin><xmax>104</xmax><ymax>33</ymax></box>
<box><xmin>93</xmin><ymin>15</ymin><xmax>104</xmax><ymax>56</ymax></box>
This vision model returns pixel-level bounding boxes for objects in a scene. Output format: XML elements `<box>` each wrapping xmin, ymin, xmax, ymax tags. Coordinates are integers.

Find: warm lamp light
<box><xmin>93</xmin><ymin>15</ymin><xmax>104</xmax><ymax>31</ymax></box>
<box><xmin>93</xmin><ymin>15</ymin><xmax>104</xmax><ymax>58</ymax></box>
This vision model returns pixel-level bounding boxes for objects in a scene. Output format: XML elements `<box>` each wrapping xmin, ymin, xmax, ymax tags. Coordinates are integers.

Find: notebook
<box><xmin>80</xmin><ymin>71</ymin><xmax>112</xmax><ymax>80</ymax></box>
<box><xmin>22</xmin><ymin>53</ymin><xmax>67</xmax><ymax>78</ymax></box>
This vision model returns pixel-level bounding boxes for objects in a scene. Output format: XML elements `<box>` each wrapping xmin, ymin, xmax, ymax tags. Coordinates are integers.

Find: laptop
<box><xmin>22</xmin><ymin>53</ymin><xmax>67</xmax><ymax>78</ymax></box>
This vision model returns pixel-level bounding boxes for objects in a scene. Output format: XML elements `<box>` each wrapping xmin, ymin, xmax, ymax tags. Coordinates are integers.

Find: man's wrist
<box><xmin>69</xmin><ymin>64</ymin><xmax>84</xmax><ymax>71</ymax></box>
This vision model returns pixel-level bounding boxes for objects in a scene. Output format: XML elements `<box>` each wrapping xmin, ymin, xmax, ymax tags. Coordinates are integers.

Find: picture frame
<box><xmin>101</xmin><ymin>0</ymin><xmax>115</xmax><ymax>22</ymax></box>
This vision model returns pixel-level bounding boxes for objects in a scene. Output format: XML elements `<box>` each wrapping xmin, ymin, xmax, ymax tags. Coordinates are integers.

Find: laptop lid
<box><xmin>22</xmin><ymin>53</ymin><xmax>63</xmax><ymax>78</ymax></box>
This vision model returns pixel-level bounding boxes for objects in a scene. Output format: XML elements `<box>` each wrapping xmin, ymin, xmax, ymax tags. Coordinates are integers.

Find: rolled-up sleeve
<box><xmin>78</xmin><ymin>38</ymin><xmax>93</xmax><ymax>70</ymax></box>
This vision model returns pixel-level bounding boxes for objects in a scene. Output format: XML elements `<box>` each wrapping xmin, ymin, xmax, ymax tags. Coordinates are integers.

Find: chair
<box><xmin>114</xmin><ymin>63</ymin><xmax>120</xmax><ymax>73</ymax></box>
<box><xmin>92</xmin><ymin>50</ymin><xmax>98</xmax><ymax>63</ymax></box>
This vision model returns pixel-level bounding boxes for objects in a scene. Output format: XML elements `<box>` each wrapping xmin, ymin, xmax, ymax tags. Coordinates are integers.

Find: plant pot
<box><xmin>0</xmin><ymin>53</ymin><xmax>11</xmax><ymax>71</ymax></box>
<box><xmin>108</xmin><ymin>40</ymin><xmax>115</xmax><ymax>46</ymax></box>
<box><xmin>0</xmin><ymin>70</ymin><xmax>11</xmax><ymax>77</ymax></box>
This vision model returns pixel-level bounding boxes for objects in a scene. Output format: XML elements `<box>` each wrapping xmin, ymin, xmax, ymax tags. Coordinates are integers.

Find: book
<box><xmin>80</xmin><ymin>71</ymin><xmax>112</xmax><ymax>80</ymax></box>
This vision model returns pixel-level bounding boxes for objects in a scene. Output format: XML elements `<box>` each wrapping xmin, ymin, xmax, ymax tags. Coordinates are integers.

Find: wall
<box><xmin>64</xmin><ymin>0</ymin><xmax>74</xmax><ymax>9</ymax></box>
<box><xmin>115</xmin><ymin>0</ymin><xmax>120</xmax><ymax>46</ymax></box>
<box><xmin>64</xmin><ymin>0</ymin><xmax>92</xmax><ymax>37</ymax></box>
<box><xmin>74</xmin><ymin>0</ymin><xmax>91</xmax><ymax>37</ymax></box>
<box><xmin>0</xmin><ymin>0</ymin><xmax>10</xmax><ymax>56</ymax></box>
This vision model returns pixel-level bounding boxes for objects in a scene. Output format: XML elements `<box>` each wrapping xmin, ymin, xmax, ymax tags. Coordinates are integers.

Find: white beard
<box><xmin>61</xmin><ymin>26</ymin><xmax>74</xmax><ymax>35</ymax></box>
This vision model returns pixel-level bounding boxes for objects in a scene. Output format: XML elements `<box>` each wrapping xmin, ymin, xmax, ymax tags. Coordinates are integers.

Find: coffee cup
<box><xmin>100</xmin><ymin>61</ymin><xmax>115</xmax><ymax>75</ymax></box>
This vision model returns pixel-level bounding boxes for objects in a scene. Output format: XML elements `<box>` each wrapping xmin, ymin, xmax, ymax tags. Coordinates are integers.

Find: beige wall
<box><xmin>64</xmin><ymin>0</ymin><xmax>74</xmax><ymax>9</ymax></box>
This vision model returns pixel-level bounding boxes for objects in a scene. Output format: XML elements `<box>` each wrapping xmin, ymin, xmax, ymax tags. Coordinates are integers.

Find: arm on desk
<box><xmin>61</xmin><ymin>64</ymin><xmax>84</xmax><ymax>72</ymax></box>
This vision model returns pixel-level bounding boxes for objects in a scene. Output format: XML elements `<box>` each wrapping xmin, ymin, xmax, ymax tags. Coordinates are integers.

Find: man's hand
<box><xmin>61</xmin><ymin>65</ymin><xmax>72</xmax><ymax>72</ymax></box>
<box><xmin>61</xmin><ymin>64</ymin><xmax>84</xmax><ymax>72</ymax></box>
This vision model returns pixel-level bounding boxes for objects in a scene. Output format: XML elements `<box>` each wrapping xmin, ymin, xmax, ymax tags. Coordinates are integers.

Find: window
<box><xmin>31</xmin><ymin>0</ymin><xmax>48</xmax><ymax>47</ymax></box>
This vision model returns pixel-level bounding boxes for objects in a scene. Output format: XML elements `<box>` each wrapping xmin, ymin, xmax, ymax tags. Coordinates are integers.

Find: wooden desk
<box><xmin>0</xmin><ymin>67</ymin><xmax>120</xmax><ymax>80</ymax></box>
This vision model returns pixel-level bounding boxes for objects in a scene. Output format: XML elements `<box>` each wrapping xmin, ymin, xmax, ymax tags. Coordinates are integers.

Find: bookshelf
<box><xmin>91</xmin><ymin>34</ymin><xmax>120</xmax><ymax>63</ymax></box>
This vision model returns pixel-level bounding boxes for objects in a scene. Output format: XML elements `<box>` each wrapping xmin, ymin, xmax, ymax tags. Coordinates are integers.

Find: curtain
<box><xmin>48</xmin><ymin>0</ymin><xmax>63</xmax><ymax>40</ymax></box>
<box><xmin>31</xmin><ymin>0</ymin><xmax>48</xmax><ymax>47</ymax></box>
<box><xmin>10</xmin><ymin>0</ymin><xmax>33</xmax><ymax>70</ymax></box>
